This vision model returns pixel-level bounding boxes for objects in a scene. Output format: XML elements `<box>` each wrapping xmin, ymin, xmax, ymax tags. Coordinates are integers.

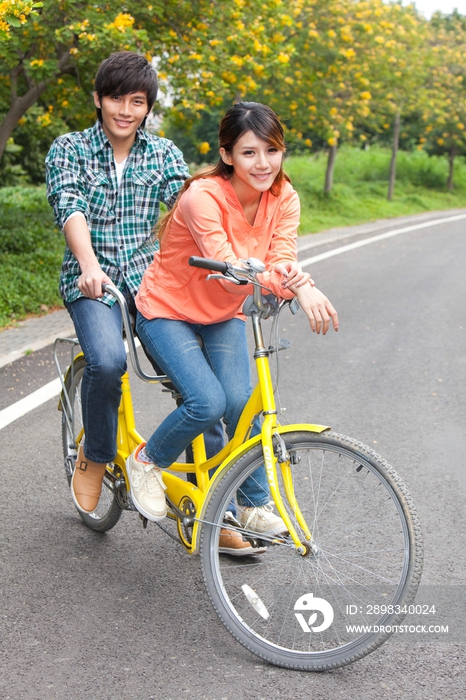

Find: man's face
<box><xmin>94</xmin><ymin>92</ymin><xmax>149</xmax><ymax>148</ymax></box>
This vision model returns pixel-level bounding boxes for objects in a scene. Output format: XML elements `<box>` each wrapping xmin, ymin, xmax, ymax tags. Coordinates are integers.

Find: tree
<box><xmin>0</xmin><ymin>1</ymin><xmax>158</xmax><ymax>160</ymax></box>
<box><xmin>0</xmin><ymin>0</ymin><xmax>296</xmax><ymax>166</ymax></box>
<box><xmin>420</xmin><ymin>11</ymin><xmax>466</xmax><ymax>189</ymax></box>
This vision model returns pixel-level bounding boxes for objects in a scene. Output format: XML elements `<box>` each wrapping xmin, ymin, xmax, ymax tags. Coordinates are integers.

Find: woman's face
<box><xmin>220</xmin><ymin>130</ymin><xmax>284</xmax><ymax>197</ymax></box>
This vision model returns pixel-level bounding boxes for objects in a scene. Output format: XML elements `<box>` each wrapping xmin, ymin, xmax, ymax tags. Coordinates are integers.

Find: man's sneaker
<box><xmin>126</xmin><ymin>444</ymin><xmax>167</xmax><ymax>521</ymax></box>
<box><xmin>218</xmin><ymin>528</ymin><xmax>266</xmax><ymax>557</ymax></box>
<box><xmin>239</xmin><ymin>503</ymin><xmax>288</xmax><ymax>536</ymax></box>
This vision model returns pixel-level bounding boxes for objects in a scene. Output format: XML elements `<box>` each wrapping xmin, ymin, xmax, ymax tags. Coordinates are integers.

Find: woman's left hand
<box><xmin>294</xmin><ymin>282</ymin><xmax>339</xmax><ymax>335</ymax></box>
<box><xmin>274</xmin><ymin>261</ymin><xmax>314</xmax><ymax>290</ymax></box>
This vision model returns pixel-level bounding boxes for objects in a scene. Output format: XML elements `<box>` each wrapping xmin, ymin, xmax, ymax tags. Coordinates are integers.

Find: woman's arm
<box><xmin>291</xmin><ymin>281</ymin><xmax>339</xmax><ymax>334</ymax></box>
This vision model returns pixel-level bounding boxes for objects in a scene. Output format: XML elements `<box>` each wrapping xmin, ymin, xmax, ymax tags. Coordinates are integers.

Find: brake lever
<box><xmin>207</xmin><ymin>273</ymin><xmax>242</xmax><ymax>285</ymax></box>
<box><xmin>206</xmin><ymin>271</ymin><xmax>248</xmax><ymax>285</ymax></box>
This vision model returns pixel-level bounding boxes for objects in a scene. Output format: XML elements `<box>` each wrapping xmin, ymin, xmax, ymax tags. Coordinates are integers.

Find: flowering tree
<box><xmin>0</xmin><ymin>1</ymin><xmax>156</xmax><ymax>159</ymax></box>
<box><xmin>420</xmin><ymin>11</ymin><xmax>466</xmax><ymax>189</ymax></box>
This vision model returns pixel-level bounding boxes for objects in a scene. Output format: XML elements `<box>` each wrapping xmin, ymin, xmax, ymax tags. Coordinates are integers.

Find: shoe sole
<box><xmin>126</xmin><ymin>457</ymin><xmax>167</xmax><ymax>522</ymax></box>
<box><xmin>218</xmin><ymin>546</ymin><xmax>267</xmax><ymax>557</ymax></box>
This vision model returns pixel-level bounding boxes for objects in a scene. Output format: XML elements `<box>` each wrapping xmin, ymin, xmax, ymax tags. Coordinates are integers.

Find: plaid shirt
<box><xmin>46</xmin><ymin>120</ymin><xmax>189</xmax><ymax>305</ymax></box>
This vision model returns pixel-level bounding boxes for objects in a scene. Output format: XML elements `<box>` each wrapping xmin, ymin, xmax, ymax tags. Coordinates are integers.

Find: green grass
<box><xmin>286</xmin><ymin>146</ymin><xmax>466</xmax><ymax>233</ymax></box>
<box><xmin>0</xmin><ymin>185</ymin><xmax>64</xmax><ymax>328</ymax></box>
<box><xmin>1</xmin><ymin>146</ymin><xmax>466</xmax><ymax>329</ymax></box>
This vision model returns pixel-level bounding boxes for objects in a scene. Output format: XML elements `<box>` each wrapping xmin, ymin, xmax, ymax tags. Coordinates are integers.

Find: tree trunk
<box><xmin>387</xmin><ymin>111</ymin><xmax>401</xmax><ymax>201</ymax></box>
<box><xmin>0</xmin><ymin>51</ymin><xmax>71</xmax><ymax>162</ymax></box>
<box><xmin>0</xmin><ymin>83</ymin><xmax>48</xmax><ymax>161</ymax></box>
<box><xmin>324</xmin><ymin>144</ymin><xmax>337</xmax><ymax>194</ymax></box>
<box><xmin>447</xmin><ymin>146</ymin><xmax>456</xmax><ymax>190</ymax></box>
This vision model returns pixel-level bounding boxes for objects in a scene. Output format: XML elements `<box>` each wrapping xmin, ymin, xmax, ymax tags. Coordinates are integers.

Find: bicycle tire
<box><xmin>61</xmin><ymin>354</ymin><xmax>123</xmax><ymax>532</ymax></box>
<box><xmin>199</xmin><ymin>430</ymin><xmax>423</xmax><ymax>671</ymax></box>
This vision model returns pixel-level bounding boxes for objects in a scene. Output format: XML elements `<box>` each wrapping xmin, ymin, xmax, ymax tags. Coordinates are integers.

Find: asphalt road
<box><xmin>1</xmin><ymin>212</ymin><xmax>465</xmax><ymax>699</ymax></box>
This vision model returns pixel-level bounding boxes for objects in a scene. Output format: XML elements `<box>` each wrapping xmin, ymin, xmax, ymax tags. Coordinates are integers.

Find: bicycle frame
<box><xmin>55</xmin><ymin>277</ymin><xmax>330</xmax><ymax>555</ymax></box>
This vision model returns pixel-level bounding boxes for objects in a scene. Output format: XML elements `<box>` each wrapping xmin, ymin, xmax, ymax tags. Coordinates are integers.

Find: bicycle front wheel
<box><xmin>200</xmin><ymin>430</ymin><xmax>423</xmax><ymax>671</ymax></box>
<box><xmin>61</xmin><ymin>354</ymin><xmax>123</xmax><ymax>532</ymax></box>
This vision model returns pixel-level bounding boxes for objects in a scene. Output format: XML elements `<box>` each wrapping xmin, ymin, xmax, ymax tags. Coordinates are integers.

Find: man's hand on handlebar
<box><xmin>77</xmin><ymin>264</ymin><xmax>112</xmax><ymax>300</ymax></box>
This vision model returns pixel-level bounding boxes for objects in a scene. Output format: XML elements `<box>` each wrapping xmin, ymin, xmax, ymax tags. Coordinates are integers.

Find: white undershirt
<box><xmin>114</xmin><ymin>157</ymin><xmax>127</xmax><ymax>187</ymax></box>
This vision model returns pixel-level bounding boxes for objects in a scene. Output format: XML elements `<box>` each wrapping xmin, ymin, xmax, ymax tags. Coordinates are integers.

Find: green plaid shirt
<box><xmin>46</xmin><ymin>120</ymin><xmax>189</xmax><ymax>305</ymax></box>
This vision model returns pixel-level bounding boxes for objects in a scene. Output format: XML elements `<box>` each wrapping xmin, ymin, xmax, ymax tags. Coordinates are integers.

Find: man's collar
<box><xmin>88</xmin><ymin>120</ymin><xmax>148</xmax><ymax>155</ymax></box>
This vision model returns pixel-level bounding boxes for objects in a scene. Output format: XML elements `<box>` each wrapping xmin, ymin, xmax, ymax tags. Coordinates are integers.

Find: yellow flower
<box><xmin>360</xmin><ymin>91</ymin><xmax>371</xmax><ymax>100</ymax></box>
<box><xmin>109</xmin><ymin>13</ymin><xmax>134</xmax><ymax>31</ymax></box>
<box><xmin>328</xmin><ymin>137</ymin><xmax>337</xmax><ymax>146</ymax></box>
<box><xmin>198</xmin><ymin>142</ymin><xmax>211</xmax><ymax>154</ymax></box>
<box><xmin>304</xmin><ymin>138</ymin><xmax>312</xmax><ymax>147</ymax></box>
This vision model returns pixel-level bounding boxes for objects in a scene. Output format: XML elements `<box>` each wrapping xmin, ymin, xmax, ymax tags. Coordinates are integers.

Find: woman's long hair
<box><xmin>157</xmin><ymin>102</ymin><xmax>290</xmax><ymax>243</ymax></box>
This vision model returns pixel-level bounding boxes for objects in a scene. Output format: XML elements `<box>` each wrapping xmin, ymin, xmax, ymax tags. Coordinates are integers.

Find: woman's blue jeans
<box><xmin>65</xmin><ymin>295</ymin><xmax>224</xmax><ymax>467</ymax></box>
<box><xmin>136</xmin><ymin>313</ymin><xmax>270</xmax><ymax>507</ymax></box>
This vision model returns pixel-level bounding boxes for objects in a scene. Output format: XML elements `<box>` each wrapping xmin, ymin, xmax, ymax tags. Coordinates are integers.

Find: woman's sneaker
<box><xmin>126</xmin><ymin>444</ymin><xmax>167</xmax><ymax>521</ymax></box>
<box><xmin>239</xmin><ymin>503</ymin><xmax>288</xmax><ymax>536</ymax></box>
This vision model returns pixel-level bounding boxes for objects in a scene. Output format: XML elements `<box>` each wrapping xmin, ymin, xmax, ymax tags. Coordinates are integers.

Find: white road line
<box><xmin>298</xmin><ymin>213</ymin><xmax>466</xmax><ymax>268</ymax></box>
<box><xmin>0</xmin><ymin>338</ymin><xmax>139</xmax><ymax>431</ymax></box>
<box><xmin>0</xmin><ymin>378</ymin><xmax>62</xmax><ymax>430</ymax></box>
<box><xmin>1</xmin><ymin>212</ymin><xmax>465</xmax><ymax>432</ymax></box>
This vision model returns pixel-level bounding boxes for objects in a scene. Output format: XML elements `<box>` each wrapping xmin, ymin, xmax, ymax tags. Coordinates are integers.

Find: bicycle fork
<box><xmin>253</xmin><ymin>317</ymin><xmax>313</xmax><ymax>556</ymax></box>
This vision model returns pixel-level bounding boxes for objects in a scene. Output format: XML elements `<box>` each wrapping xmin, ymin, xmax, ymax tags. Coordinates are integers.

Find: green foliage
<box><xmin>161</xmin><ymin>106</ymin><xmax>226</xmax><ymax>164</ymax></box>
<box><xmin>0</xmin><ymin>107</ymin><xmax>67</xmax><ymax>185</ymax></box>
<box><xmin>0</xmin><ymin>185</ymin><xmax>63</xmax><ymax>326</ymax></box>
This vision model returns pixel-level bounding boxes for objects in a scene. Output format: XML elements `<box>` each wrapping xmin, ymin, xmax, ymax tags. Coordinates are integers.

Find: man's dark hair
<box><xmin>94</xmin><ymin>51</ymin><xmax>158</xmax><ymax>125</ymax></box>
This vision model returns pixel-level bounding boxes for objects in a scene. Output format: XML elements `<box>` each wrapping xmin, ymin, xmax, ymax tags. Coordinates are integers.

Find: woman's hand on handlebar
<box><xmin>77</xmin><ymin>264</ymin><xmax>112</xmax><ymax>300</ymax></box>
<box><xmin>274</xmin><ymin>261</ymin><xmax>314</xmax><ymax>290</ymax></box>
<box><xmin>294</xmin><ymin>282</ymin><xmax>339</xmax><ymax>335</ymax></box>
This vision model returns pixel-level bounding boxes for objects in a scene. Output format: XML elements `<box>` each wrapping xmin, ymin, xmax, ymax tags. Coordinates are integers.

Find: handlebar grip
<box><xmin>189</xmin><ymin>256</ymin><xmax>229</xmax><ymax>273</ymax></box>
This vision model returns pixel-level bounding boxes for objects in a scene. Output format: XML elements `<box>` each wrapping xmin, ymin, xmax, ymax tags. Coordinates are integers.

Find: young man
<box><xmin>46</xmin><ymin>52</ymin><xmax>255</xmax><ymax>554</ymax></box>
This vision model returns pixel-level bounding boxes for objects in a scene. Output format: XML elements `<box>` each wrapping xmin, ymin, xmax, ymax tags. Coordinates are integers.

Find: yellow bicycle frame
<box><xmin>59</xmin><ymin>318</ymin><xmax>330</xmax><ymax>555</ymax></box>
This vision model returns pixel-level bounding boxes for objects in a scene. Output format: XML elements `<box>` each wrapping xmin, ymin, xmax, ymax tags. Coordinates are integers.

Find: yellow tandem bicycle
<box><xmin>54</xmin><ymin>256</ymin><xmax>423</xmax><ymax>671</ymax></box>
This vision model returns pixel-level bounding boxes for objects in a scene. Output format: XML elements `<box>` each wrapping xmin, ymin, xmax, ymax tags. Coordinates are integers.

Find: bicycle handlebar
<box><xmin>188</xmin><ymin>255</ymin><xmax>285</xmax><ymax>317</ymax></box>
<box><xmin>188</xmin><ymin>256</ymin><xmax>229</xmax><ymax>274</ymax></box>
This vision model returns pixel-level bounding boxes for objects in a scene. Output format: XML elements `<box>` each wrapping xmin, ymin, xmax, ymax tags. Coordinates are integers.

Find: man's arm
<box><xmin>63</xmin><ymin>213</ymin><xmax>111</xmax><ymax>299</ymax></box>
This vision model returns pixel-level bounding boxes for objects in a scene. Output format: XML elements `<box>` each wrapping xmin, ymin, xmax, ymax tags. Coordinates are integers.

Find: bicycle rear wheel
<box><xmin>200</xmin><ymin>430</ymin><xmax>423</xmax><ymax>670</ymax></box>
<box><xmin>61</xmin><ymin>354</ymin><xmax>123</xmax><ymax>532</ymax></box>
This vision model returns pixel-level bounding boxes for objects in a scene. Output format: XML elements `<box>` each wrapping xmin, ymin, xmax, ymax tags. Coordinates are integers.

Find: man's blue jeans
<box><xmin>65</xmin><ymin>295</ymin><xmax>224</xmax><ymax>466</ymax></box>
<box><xmin>136</xmin><ymin>313</ymin><xmax>270</xmax><ymax>507</ymax></box>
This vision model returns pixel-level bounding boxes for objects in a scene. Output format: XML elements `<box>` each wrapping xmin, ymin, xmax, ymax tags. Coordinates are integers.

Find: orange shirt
<box><xmin>136</xmin><ymin>175</ymin><xmax>300</xmax><ymax>324</ymax></box>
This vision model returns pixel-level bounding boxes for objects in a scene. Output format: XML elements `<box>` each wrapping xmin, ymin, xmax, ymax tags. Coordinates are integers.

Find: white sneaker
<box><xmin>239</xmin><ymin>503</ymin><xmax>288</xmax><ymax>536</ymax></box>
<box><xmin>126</xmin><ymin>444</ymin><xmax>167</xmax><ymax>521</ymax></box>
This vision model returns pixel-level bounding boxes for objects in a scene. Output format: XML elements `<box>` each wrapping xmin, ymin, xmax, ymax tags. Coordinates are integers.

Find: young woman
<box><xmin>128</xmin><ymin>102</ymin><xmax>339</xmax><ymax>553</ymax></box>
